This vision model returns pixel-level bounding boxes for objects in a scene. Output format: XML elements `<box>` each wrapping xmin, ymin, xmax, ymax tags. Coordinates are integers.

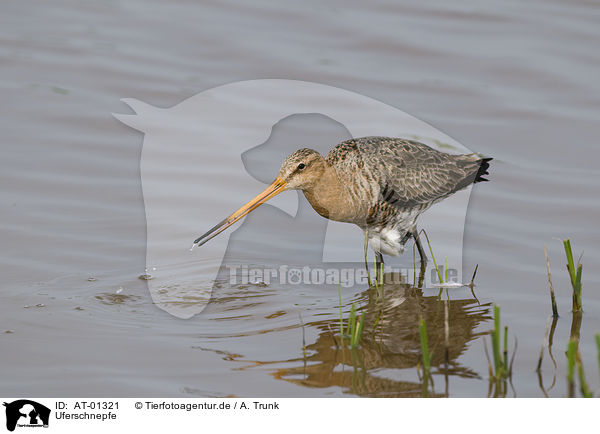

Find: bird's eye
<box><xmin>297</xmin><ymin>163</ymin><xmax>306</xmax><ymax>170</ymax></box>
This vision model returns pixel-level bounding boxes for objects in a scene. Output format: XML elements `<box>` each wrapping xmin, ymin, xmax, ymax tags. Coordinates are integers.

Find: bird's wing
<box><xmin>376</xmin><ymin>139</ymin><xmax>483</xmax><ymax>208</ymax></box>
<box><xmin>345</xmin><ymin>137</ymin><xmax>484</xmax><ymax>209</ymax></box>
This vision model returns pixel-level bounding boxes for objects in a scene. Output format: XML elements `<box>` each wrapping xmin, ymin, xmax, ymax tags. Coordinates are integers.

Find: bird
<box><xmin>192</xmin><ymin>136</ymin><xmax>491</xmax><ymax>267</ymax></box>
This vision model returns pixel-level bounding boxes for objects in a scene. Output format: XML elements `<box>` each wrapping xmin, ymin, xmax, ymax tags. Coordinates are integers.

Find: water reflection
<box><xmin>206</xmin><ymin>275</ymin><xmax>491</xmax><ymax>397</ymax></box>
<box><xmin>286</xmin><ymin>280</ymin><xmax>489</xmax><ymax>396</ymax></box>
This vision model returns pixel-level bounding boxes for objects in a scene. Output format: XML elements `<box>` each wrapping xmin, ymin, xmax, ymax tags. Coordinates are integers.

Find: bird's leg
<box><xmin>417</xmin><ymin>260</ymin><xmax>426</xmax><ymax>289</ymax></box>
<box><xmin>411</xmin><ymin>229</ymin><xmax>428</xmax><ymax>265</ymax></box>
<box><xmin>374</xmin><ymin>251</ymin><xmax>384</xmax><ymax>285</ymax></box>
<box><xmin>375</xmin><ymin>252</ymin><xmax>384</xmax><ymax>268</ymax></box>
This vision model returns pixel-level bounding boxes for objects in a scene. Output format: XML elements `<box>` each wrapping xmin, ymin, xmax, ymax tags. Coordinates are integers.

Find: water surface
<box><xmin>1</xmin><ymin>0</ymin><xmax>599</xmax><ymax>397</ymax></box>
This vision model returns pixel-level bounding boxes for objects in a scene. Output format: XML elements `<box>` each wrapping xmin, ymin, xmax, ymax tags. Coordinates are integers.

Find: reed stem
<box><xmin>596</xmin><ymin>334</ymin><xmax>600</xmax><ymax>382</ymax></box>
<box><xmin>491</xmin><ymin>305</ymin><xmax>501</xmax><ymax>375</ymax></box>
<box><xmin>419</xmin><ymin>316</ymin><xmax>432</xmax><ymax>391</ymax></box>
<box><xmin>422</xmin><ymin>230</ymin><xmax>443</xmax><ymax>284</ymax></box>
<box><xmin>363</xmin><ymin>232</ymin><xmax>373</xmax><ymax>288</ymax></box>
<box><xmin>338</xmin><ymin>284</ymin><xmax>344</xmax><ymax>347</ymax></box>
<box><xmin>566</xmin><ymin>339</ymin><xmax>576</xmax><ymax>398</ymax></box>
<box><xmin>543</xmin><ymin>244</ymin><xmax>559</xmax><ymax>317</ymax></box>
<box><xmin>563</xmin><ymin>239</ymin><xmax>582</xmax><ymax>312</ymax></box>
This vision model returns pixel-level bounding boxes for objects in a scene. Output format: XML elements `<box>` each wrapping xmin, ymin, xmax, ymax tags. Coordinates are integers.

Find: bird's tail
<box><xmin>474</xmin><ymin>157</ymin><xmax>492</xmax><ymax>183</ymax></box>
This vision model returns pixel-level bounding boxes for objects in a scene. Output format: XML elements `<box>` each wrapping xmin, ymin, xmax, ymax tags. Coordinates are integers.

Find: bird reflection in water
<box><xmin>273</xmin><ymin>273</ymin><xmax>491</xmax><ymax>397</ymax></box>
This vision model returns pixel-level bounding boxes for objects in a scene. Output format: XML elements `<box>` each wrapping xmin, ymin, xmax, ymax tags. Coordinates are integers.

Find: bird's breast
<box><xmin>302</xmin><ymin>188</ymin><xmax>359</xmax><ymax>223</ymax></box>
<box><xmin>301</xmin><ymin>168</ymin><xmax>368</xmax><ymax>224</ymax></box>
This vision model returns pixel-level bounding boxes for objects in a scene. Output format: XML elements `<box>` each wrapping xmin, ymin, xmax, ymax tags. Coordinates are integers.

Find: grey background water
<box><xmin>1</xmin><ymin>0</ymin><xmax>599</xmax><ymax>397</ymax></box>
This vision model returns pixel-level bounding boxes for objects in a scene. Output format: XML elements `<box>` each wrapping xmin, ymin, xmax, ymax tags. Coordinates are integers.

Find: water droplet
<box><xmin>138</xmin><ymin>274</ymin><xmax>154</xmax><ymax>281</ymax></box>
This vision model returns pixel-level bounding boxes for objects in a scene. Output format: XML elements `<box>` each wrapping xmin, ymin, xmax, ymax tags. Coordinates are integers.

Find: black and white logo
<box><xmin>3</xmin><ymin>400</ymin><xmax>50</xmax><ymax>432</ymax></box>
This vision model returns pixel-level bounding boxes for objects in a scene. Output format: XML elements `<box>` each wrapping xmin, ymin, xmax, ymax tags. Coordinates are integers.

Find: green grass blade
<box><xmin>445</xmin><ymin>256</ymin><xmax>448</xmax><ymax>282</ymax></box>
<box><xmin>338</xmin><ymin>284</ymin><xmax>344</xmax><ymax>345</ymax></box>
<box><xmin>503</xmin><ymin>325</ymin><xmax>508</xmax><ymax>370</ymax></box>
<box><xmin>372</xmin><ymin>310</ymin><xmax>382</xmax><ymax>334</ymax></box>
<box><xmin>364</xmin><ymin>232</ymin><xmax>373</xmax><ymax>288</ymax></box>
<box><xmin>596</xmin><ymin>334</ymin><xmax>600</xmax><ymax>380</ymax></box>
<box><xmin>566</xmin><ymin>339</ymin><xmax>577</xmax><ymax>396</ymax></box>
<box><xmin>349</xmin><ymin>304</ymin><xmax>357</xmax><ymax>340</ymax></box>
<box><xmin>564</xmin><ymin>239</ymin><xmax>583</xmax><ymax>311</ymax></box>
<box><xmin>357</xmin><ymin>313</ymin><xmax>365</xmax><ymax>340</ymax></box>
<box><xmin>574</xmin><ymin>263</ymin><xmax>583</xmax><ymax>309</ymax></box>
<box><xmin>491</xmin><ymin>305</ymin><xmax>501</xmax><ymax>375</ymax></box>
<box><xmin>423</xmin><ymin>231</ymin><xmax>443</xmax><ymax>284</ymax></box>
<box><xmin>419</xmin><ymin>317</ymin><xmax>432</xmax><ymax>372</ymax></box>
<box><xmin>563</xmin><ymin>239</ymin><xmax>576</xmax><ymax>285</ymax></box>
<box><xmin>576</xmin><ymin>350</ymin><xmax>593</xmax><ymax>398</ymax></box>
<box><xmin>352</xmin><ymin>314</ymin><xmax>365</xmax><ymax>348</ymax></box>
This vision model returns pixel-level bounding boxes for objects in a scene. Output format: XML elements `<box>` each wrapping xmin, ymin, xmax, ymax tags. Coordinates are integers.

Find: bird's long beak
<box><xmin>192</xmin><ymin>177</ymin><xmax>287</xmax><ymax>248</ymax></box>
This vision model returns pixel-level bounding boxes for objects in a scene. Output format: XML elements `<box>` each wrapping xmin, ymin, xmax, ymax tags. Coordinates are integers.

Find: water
<box><xmin>1</xmin><ymin>0</ymin><xmax>599</xmax><ymax>397</ymax></box>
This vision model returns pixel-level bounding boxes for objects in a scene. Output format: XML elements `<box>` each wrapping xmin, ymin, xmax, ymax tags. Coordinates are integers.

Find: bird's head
<box><xmin>191</xmin><ymin>148</ymin><xmax>326</xmax><ymax>248</ymax></box>
<box><xmin>277</xmin><ymin>148</ymin><xmax>326</xmax><ymax>190</ymax></box>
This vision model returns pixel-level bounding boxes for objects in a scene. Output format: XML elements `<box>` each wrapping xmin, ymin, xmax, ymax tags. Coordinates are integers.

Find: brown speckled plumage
<box><xmin>278</xmin><ymin>137</ymin><xmax>491</xmax><ymax>260</ymax></box>
<box><xmin>193</xmin><ymin>136</ymin><xmax>491</xmax><ymax>263</ymax></box>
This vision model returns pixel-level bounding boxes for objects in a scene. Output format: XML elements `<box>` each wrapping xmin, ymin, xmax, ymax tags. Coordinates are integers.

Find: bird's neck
<box><xmin>302</xmin><ymin>166</ymin><xmax>355</xmax><ymax>222</ymax></box>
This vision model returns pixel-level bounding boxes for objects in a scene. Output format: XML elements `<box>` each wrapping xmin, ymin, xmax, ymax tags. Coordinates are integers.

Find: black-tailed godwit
<box><xmin>193</xmin><ymin>137</ymin><xmax>491</xmax><ymax>266</ymax></box>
